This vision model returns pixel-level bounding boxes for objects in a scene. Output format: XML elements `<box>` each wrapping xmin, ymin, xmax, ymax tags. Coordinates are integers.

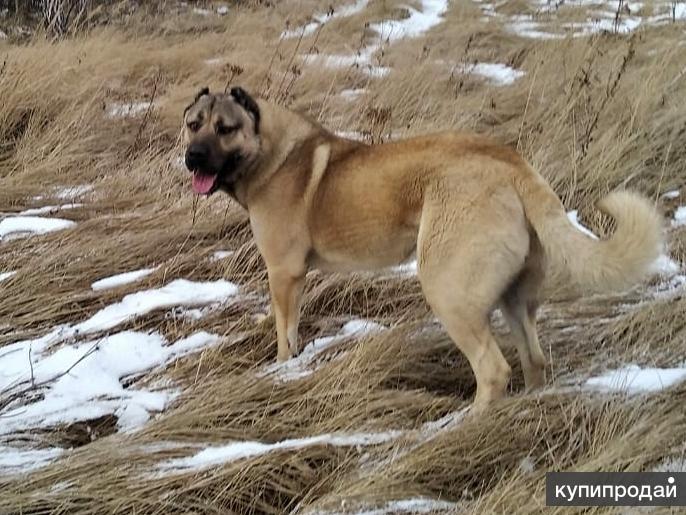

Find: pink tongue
<box><xmin>192</xmin><ymin>173</ymin><xmax>217</xmax><ymax>195</ymax></box>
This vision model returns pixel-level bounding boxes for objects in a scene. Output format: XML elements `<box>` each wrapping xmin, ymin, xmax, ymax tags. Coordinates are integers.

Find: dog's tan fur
<box><xmin>183</xmin><ymin>88</ymin><xmax>663</xmax><ymax>411</ymax></box>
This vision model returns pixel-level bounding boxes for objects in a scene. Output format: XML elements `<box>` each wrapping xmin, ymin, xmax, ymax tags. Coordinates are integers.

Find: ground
<box><xmin>0</xmin><ymin>0</ymin><xmax>685</xmax><ymax>513</ymax></box>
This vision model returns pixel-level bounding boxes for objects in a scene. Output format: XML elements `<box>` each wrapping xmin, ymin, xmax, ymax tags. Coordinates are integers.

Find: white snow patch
<box><xmin>210</xmin><ymin>250</ymin><xmax>234</xmax><ymax>261</ymax></box>
<box><xmin>106</xmin><ymin>102</ymin><xmax>152</xmax><ymax>119</ymax></box>
<box><xmin>282</xmin><ymin>0</ymin><xmax>370</xmax><ymax>38</ymax></box>
<box><xmin>0</xmin><ymin>331</ymin><xmax>221</xmax><ymax>436</ymax></box>
<box><xmin>53</xmin><ymin>184</ymin><xmax>93</xmax><ymax>200</ymax></box>
<box><xmin>370</xmin><ymin>0</ymin><xmax>448</xmax><ymax>42</ymax></box>
<box><xmin>217</xmin><ymin>5</ymin><xmax>229</xmax><ymax>15</ymax></box>
<box><xmin>192</xmin><ymin>7</ymin><xmax>211</xmax><ymax>16</ymax></box>
<box><xmin>0</xmin><ymin>279</ymin><xmax>238</xmax><ymax>395</ymax></box>
<box><xmin>672</xmin><ymin>206</ymin><xmax>686</xmax><ymax>227</ymax></box>
<box><xmin>260</xmin><ymin>319</ymin><xmax>387</xmax><ymax>381</ymax></box>
<box><xmin>461</xmin><ymin>62</ymin><xmax>525</xmax><ymax>85</ymax></box>
<box><xmin>585</xmin><ymin>364</ymin><xmax>686</xmax><ymax>394</ymax></box>
<box><xmin>159</xmin><ymin>430</ymin><xmax>399</xmax><ymax>473</ymax></box>
<box><xmin>0</xmin><ymin>216</ymin><xmax>76</xmax><ymax>240</ymax></box>
<box><xmin>0</xmin><ymin>271</ymin><xmax>16</xmax><ymax>283</ymax></box>
<box><xmin>75</xmin><ymin>279</ymin><xmax>238</xmax><ymax>334</ymax></box>
<box><xmin>566</xmin><ymin>210</ymin><xmax>599</xmax><ymax>239</ymax></box>
<box><xmin>649</xmin><ymin>254</ymin><xmax>682</xmax><ymax>277</ymax></box>
<box><xmin>662</xmin><ymin>190</ymin><xmax>680</xmax><ymax>200</ymax></box>
<box><xmin>300</xmin><ymin>0</ymin><xmax>446</xmax><ymax>77</ymax></box>
<box><xmin>0</xmin><ymin>446</ymin><xmax>64</xmax><ymax>474</ymax></box>
<box><xmin>91</xmin><ymin>267</ymin><xmax>159</xmax><ymax>292</ymax></box>
<box><xmin>354</xmin><ymin>498</ymin><xmax>459</xmax><ymax>515</ymax></box>
<box><xmin>18</xmin><ymin>204</ymin><xmax>83</xmax><ymax>216</ymax></box>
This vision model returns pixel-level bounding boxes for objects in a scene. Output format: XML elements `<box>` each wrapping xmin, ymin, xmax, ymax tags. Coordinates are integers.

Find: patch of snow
<box><xmin>648</xmin><ymin>274</ymin><xmax>686</xmax><ymax>300</ymax></box>
<box><xmin>461</xmin><ymin>62</ymin><xmax>525</xmax><ymax>85</ymax></box>
<box><xmin>0</xmin><ymin>271</ymin><xmax>16</xmax><ymax>283</ymax></box>
<box><xmin>282</xmin><ymin>0</ymin><xmax>370</xmax><ymax>38</ymax></box>
<box><xmin>649</xmin><ymin>254</ymin><xmax>682</xmax><ymax>277</ymax></box>
<box><xmin>566</xmin><ymin>210</ymin><xmax>599</xmax><ymax>239</ymax></box>
<box><xmin>0</xmin><ymin>216</ymin><xmax>76</xmax><ymax>240</ymax></box>
<box><xmin>0</xmin><ymin>280</ymin><xmax>238</xmax><ymax>395</ymax></box>
<box><xmin>354</xmin><ymin>498</ymin><xmax>459</xmax><ymax>515</ymax></box>
<box><xmin>106</xmin><ymin>102</ymin><xmax>152</xmax><ymax>119</ymax></box>
<box><xmin>159</xmin><ymin>430</ymin><xmax>400</xmax><ymax>473</ymax></box>
<box><xmin>18</xmin><ymin>204</ymin><xmax>83</xmax><ymax>216</ymax></box>
<box><xmin>210</xmin><ymin>250</ymin><xmax>234</xmax><ymax>261</ymax></box>
<box><xmin>662</xmin><ymin>190</ymin><xmax>680</xmax><ymax>200</ymax></box>
<box><xmin>53</xmin><ymin>184</ymin><xmax>93</xmax><ymax>200</ymax></box>
<box><xmin>519</xmin><ymin>456</ymin><xmax>536</xmax><ymax>473</ymax></box>
<box><xmin>192</xmin><ymin>7</ymin><xmax>211</xmax><ymax>16</ymax></box>
<box><xmin>74</xmin><ymin>279</ymin><xmax>239</xmax><ymax>334</ymax></box>
<box><xmin>217</xmin><ymin>5</ymin><xmax>229</xmax><ymax>15</ymax></box>
<box><xmin>0</xmin><ymin>446</ymin><xmax>63</xmax><ymax>474</ymax></box>
<box><xmin>370</xmin><ymin>0</ymin><xmax>448</xmax><ymax>42</ymax></box>
<box><xmin>91</xmin><ymin>267</ymin><xmax>159</xmax><ymax>292</ymax></box>
<box><xmin>672</xmin><ymin>206</ymin><xmax>686</xmax><ymax>227</ymax></box>
<box><xmin>585</xmin><ymin>364</ymin><xmax>686</xmax><ymax>394</ymax></box>
<box><xmin>300</xmin><ymin>0</ymin><xmax>445</xmax><ymax>77</ymax></box>
<box><xmin>260</xmin><ymin>319</ymin><xmax>387</xmax><ymax>381</ymax></box>
<box><xmin>0</xmin><ymin>330</ymin><xmax>221</xmax><ymax>437</ymax></box>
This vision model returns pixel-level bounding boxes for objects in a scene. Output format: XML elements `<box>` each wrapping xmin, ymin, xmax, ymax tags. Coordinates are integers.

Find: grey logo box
<box><xmin>546</xmin><ymin>472</ymin><xmax>686</xmax><ymax>506</ymax></box>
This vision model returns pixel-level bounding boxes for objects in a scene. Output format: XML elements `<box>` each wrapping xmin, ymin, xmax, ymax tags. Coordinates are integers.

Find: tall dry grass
<box><xmin>0</xmin><ymin>0</ymin><xmax>685</xmax><ymax>513</ymax></box>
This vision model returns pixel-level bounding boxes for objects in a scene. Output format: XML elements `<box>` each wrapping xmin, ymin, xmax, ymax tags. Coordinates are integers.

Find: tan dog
<box><xmin>183</xmin><ymin>86</ymin><xmax>663</xmax><ymax>411</ymax></box>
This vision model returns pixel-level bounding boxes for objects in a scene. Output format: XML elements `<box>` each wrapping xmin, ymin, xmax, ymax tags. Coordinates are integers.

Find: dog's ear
<box><xmin>230</xmin><ymin>86</ymin><xmax>260</xmax><ymax>133</ymax></box>
<box><xmin>183</xmin><ymin>87</ymin><xmax>210</xmax><ymax>118</ymax></box>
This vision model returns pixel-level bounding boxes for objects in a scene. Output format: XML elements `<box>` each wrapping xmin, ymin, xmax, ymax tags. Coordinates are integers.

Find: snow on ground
<box><xmin>370</xmin><ymin>0</ymin><xmax>448</xmax><ymax>41</ymax></box>
<box><xmin>17</xmin><ymin>204</ymin><xmax>83</xmax><ymax>216</ymax></box>
<box><xmin>158</xmin><ymin>430</ymin><xmax>401</xmax><ymax>473</ymax></box>
<box><xmin>353</xmin><ymin>498</ymin><xmax>459</xmax><ymax>515</ymax></box>
<box><xmin>672</xmin><ymin>206</ymin><xmax>686</xmax><ymax>227</ymax></box>
<box><xmin>0</xmin><ymin>331</ymin><xmax>221</xmax><ymax>436</ymax></box>
<box><xmin>106</xmin><ymin>102</ymin><xmax>152</xmax><ymax>119</ymax></box>
<box><xmin>0</xmin><ymin>446</ymin><xmax>64</xmax><ymax>475</ymax></box>
<box><xmin>483</xmin><ymin>0</ymin><xmax>685</xmax><ymax>39</ymax></box>
<box><xmin>584</xmin><ymin>364</ymin><xmax>686</xmax><ymax>394</ymax></box>
<box><xmin>459</xmin><ymin>62</ymin><xmax>525</xmax><ymax>85</ymax></box>
<box><xmin>0</xmin><ymin>216</ymin><xmax>76</xmax><ymax>240</ymax></box>
<box><xmin>53</xmin><ymin>184</ymin><xmax>93</xmax><ymax>200</ymax></box>
<box><xmin>662</xmin><ymin>190</ymin><xmax>680</xmax><ymax>200</ymax></box>
<box><xmin>91</xmin><ymin>267</ymin><xmax>159</xmax><ymax>291</ymax></box>
<box><xmin>1</xmin><ymin>279</ymin><xmax>239</xmax><ymax>397</ymax></box>
<box><xmin>260</xmin><ymin>319</ymin><xmax>387</xmax><ymax>381</ymax></box>
<box><xmin>75</xmin><ymin>279</ymin><xmax>238</xmax><ymax>334</ymax></box>
<box><xmin>0</xmin><ymin>271</ymin><xmax>16</xmax><ymax>283</ymax></box>
<box><xmin>282</xmin><ymin>0</ymin><xmax>370</xmax><ymax>38</ymax></box>
<box><xmin>210</xmin><ymin>250</ymin><xmax>234</xmax><ymax>261</ymax></box>
<box><xmin>301</xmin><ymin>0</ymin><xmax>447</xmax><ymax>77</ymax></box>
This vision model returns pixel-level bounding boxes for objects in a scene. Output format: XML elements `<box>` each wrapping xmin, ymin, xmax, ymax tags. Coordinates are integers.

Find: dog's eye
<box><xmin>217</xmin><ymin>124</ymin><xmax>239</xmax><ymax>135</ymax></box>
<box><xmin>188</xmin><ymin>121</ymin><xmax>201</xmax><ymax>132</ymax></box>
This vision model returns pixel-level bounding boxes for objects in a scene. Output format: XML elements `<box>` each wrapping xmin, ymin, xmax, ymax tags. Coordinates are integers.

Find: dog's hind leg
<box><xmin>499</xmin><ymin>235</ymin><xmax>546</xmax><ymax>390</ymax></box>
<box><xmin>417</xmin><ymin>184</ymin><xmax>530</xmax><ymax>412</ymax></box>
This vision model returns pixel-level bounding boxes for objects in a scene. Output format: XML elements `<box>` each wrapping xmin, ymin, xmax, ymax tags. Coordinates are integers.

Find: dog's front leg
<box><xmin>267</xmin><ymin>267</ymin><xmax>306</xmax><ymax>362</ymax></box>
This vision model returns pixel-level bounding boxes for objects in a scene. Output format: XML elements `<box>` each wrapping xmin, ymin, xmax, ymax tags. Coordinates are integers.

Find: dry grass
<box><xmin>1</xmin><ymin>0</ymin><xmax>685</xmax><ymax>513</ymax></box>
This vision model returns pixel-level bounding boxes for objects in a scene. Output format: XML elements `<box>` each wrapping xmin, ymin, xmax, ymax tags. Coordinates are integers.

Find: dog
<box><xmin>182</xmin><ymin>86</ymin><xmax>663</xmax><ymax>411</ymax></box>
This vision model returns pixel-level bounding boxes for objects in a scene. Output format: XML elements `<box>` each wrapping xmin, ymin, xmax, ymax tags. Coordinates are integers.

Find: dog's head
<box><xmin>182</xmin><ymin>86</ymin><xmax>261</xmax><ymax>196</ymax></box>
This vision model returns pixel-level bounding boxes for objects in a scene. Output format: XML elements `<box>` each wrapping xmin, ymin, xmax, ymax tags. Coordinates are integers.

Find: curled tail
<box><xmin>514</xmin><ymin>168</ymin><xmax>663</xmax><ymax>295</ymax></box>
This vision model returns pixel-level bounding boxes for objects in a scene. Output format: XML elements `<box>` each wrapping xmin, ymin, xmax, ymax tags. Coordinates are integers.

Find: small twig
<box><xmin>28</xmin><ymin>345</ymin><xmax>35</xmax><ymax>389</ymax></box>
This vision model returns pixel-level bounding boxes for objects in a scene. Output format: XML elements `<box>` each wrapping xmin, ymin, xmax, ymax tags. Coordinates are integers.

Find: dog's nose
<box><xmin>185</xmin><ymin>144</ymin><xmax>208</xmax><ymax>171</ymax></box>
